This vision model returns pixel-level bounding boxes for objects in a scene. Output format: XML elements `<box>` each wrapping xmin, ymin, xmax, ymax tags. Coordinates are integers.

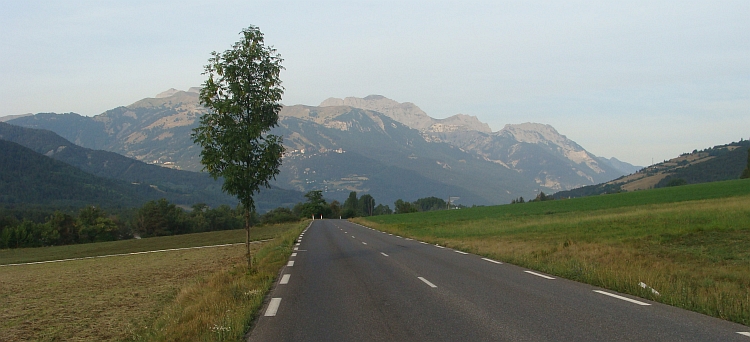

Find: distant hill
<box><xmin>9</xmin><ymin>90</ymin><xmax>640</xmax><ymax>205</ymax></box>
<box><xmin>0</xmin><ymin>139</ymin><xmax>160</xmax><ymax>208</ymax></box>
<box><xmin>554</xmin><ymin>140</ymin><xmax>750</xmax><ymax>199</ymax></box>
<box><xmin>0</xmin><ymin>122</ymin><xmax>305</xmax><ymax>211</ymax></box>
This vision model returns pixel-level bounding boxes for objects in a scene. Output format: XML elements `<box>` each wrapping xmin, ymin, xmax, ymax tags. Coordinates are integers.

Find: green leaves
<box><xmin>192</xmin><ymin>25</ymin><xmax>285</xmax><ymax>214</ymax></box>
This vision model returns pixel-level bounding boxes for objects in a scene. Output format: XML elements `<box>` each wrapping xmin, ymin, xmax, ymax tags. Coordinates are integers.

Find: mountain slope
<box><xmin>0</xmin><ymin>140</ymin><xmax>159</xmax><ymax>208</ymax></box>
<box><xmin>554</xmin><ymin>140</ymin><xmax>750</xmax><ymax>198</ymax></box>
<box><xmin>0</xmin><ymin>122</ymin><xmax>304</xmax><ymax>211</ymax></box>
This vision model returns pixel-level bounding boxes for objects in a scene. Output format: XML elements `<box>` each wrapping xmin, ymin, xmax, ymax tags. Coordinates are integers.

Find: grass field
<box><xmin>355</xmin><ymin>179</ymin><xmax>750</xmax><ymax>326</ymax></box>
<box><xmin>0</xmin><ymin>223</ymin><xmax>305</xmax><ymax>341</ymax></box>
<box><xmin>0</xmin><ymin>225</ymin><xmax>287</xmax><ymax>265</ymax></box>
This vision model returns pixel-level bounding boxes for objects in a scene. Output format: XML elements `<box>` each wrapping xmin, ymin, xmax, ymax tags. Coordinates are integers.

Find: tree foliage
<box><xmin>742</xmin><ymin>148</ymin><xmax>750</xmax><ymax>179</ymax></box>
<box><xmin>192</xmin><ymin>25</ymin><xmax>284</xmax><ymax>265</ymax></box>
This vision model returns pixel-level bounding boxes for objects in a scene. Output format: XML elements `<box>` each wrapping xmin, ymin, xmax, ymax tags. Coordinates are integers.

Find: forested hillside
<box><xmin>0</xmin><ymin>140</ymin><xmax>158</xmax><ymax>208</ymax></box>
<box><xmin>0</xmin><ymin>122</ymin><xmax>305</xmax><ymax>211</ymax></box>
<box><xmin>554</xmin><ymin>140</ymin><xmax>750</xmax><ymax>199</ymax></box>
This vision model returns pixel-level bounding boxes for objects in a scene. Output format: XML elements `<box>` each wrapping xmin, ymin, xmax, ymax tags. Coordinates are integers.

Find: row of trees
<box><xmin>0</xmin><ymin>200</ymin><xmax>246</xmax><ymax>249</ymax></box>
<box><xmin>1</xmin><ymin>191</ymin><xmax>464</xmax><ymax>249</ymax></box>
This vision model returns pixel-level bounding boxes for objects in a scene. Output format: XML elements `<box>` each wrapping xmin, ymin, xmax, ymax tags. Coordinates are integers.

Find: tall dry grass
<box><xmin>134</xmin><ymin>222</ymin><xmax>305</xmax><ymax>341</ymax></box>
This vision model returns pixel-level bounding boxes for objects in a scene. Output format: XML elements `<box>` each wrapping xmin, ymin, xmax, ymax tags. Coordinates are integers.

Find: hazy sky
<box><xmin>1</xmin><ymin>1</ymin><xmax>748</xmax><ymax>166</ymax></box>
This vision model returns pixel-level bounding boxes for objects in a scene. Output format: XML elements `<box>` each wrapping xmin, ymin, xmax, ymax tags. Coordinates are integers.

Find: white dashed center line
<box><xmin>524</xmin><ymin>271</ymin><xmax>555</xmax><ymax>279</ymax></box>
<box><xmin>381</xmin><ymin>252</ymin><xmax>389</xmax><ymax>257</ymax></box>
<box><xmin>594</xmin><ymin>290</ymin><xmax>651</xmax><ymax>306</ymax></box>
<box><xmin>287</xmin><ymin>261</ymin><xmax>295</xmax><ymax>267</ymax></box>
<box><xmin>265</xmin><ymin>298</ymin><xmax>282</xmax><ymax>316</ymax></box>
<box><xmin>481</xmin><ymin>257</ymin><xmax>503</xmax><ymax>264</ymax></box>
<box><xmin>280</xmin><ymin>274</ymin><xmax>290</xmax><ymax>284</ymax></box>
<box><xmin>418</xmin><ymin>277</ymin><xmax>438</xmax><ymax>288</ymax></box>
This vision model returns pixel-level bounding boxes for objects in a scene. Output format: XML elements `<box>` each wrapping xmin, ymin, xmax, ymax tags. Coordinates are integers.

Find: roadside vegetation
<box><xmin>355</xmin><ymin>179</ymin><xmax>750</xmax><ymax>326</ymax></box>
<box><xmin>0</xmin><ymin>222</ymin><xmax>304</xmax><ymax>341</ymax></box>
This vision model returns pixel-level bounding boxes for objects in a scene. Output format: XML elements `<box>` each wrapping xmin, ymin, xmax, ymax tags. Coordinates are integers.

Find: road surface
<box><xmin>248</xmin><ymin>219</ymin><xmax>750</xmax><ymax>341</ymax></box>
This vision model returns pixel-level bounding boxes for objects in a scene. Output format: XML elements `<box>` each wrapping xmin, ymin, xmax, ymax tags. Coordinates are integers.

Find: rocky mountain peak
<box><xmin>320</xmin><ymin>95</ymin><xmax>434</xmax><ymax>130</ymax></box>
<box><xmin>500</xmin><ymin>122</ymin><xmax>603</xmax><ymax>173</ymax></box>
<box><xmin>428</xmin><ymin>114</ymin><xmax>492</xmax><ymax>133</ymax></box>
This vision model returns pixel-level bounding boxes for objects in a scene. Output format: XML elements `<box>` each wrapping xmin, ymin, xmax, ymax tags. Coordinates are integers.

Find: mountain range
<box><xmin>8</xmin><ymin>89</ymin><xmax>640</xmax><ymax>206</ymax></box>
<box><xmin>0</xmin><ymin>122</ymin><xmax>304</xmax><ymax>211</ymax></box>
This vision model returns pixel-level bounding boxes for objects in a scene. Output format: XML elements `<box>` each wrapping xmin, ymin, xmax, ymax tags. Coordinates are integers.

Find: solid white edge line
<box><xmin>265</xmin><ymin>298</ymin><xmax>282</xmax><ymax>316</ymax></box>
<box><xmin>481</xmin><ymin>257</ymin><xmax>503</xmax><ymax>264</ymax></box>
<box><xmin>381</xmin><ymin>252</ymin><xmax>389</xmax><ymax>257</ymax></box>
<box><xmin>418</xmin><ymin>276</ymin><xmax>438</xmax><ymax>288</ymax></box>
<box><xmin>737</xmin><ymin>332</ymin><xmax>750</xmax><ymax>337</ymax></box>
<box><xmin>454</xmin><ymin>250</ymin><xmax>468</xmax><ymax>255</ymax></box>
<box><xmin>0</xmin><ymin>241</ymin><xmax>271</xmax><ymax>267</ymax></box>
<box><xmin>280</xmin><ymin>274</ymin><xmax>290</xmax><ymax>284</ymax></box>
<box><xmin>287</xmin><ymin>261</ymin><xmax>295</xmax><ymax>267</ymax></box>
<box><xmin>593</xmin><ymin>290</ymin><xmax>651</xmax><ymax>306</ymax></box>
<box><xmin>524</xmin><ymin>270</ymin><xmax>555</xmax><ymax>279</ymax></box>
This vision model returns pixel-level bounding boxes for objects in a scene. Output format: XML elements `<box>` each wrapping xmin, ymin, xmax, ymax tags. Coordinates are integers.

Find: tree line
<box><xmin>0</xmin><ymin>191</ymin><xmax>458</xmax><ymax>249</ymax></box>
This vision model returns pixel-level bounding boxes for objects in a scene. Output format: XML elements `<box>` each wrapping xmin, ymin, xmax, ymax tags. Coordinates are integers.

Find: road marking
<box><xmin>352</xmin><ymin>236</ymin><xmax>356</xmax><ymax>238</ymax></box>
<box><xmin>419</xmin><ymin>241</ymin><xmax>427</xmax><ymax>244</ymax></box>
<box><xmin>418</xmin><ymin>277</ymin><xmax>437</xmax><ymax>288</ymax></box>
<box><xmin>454</xmin><ymin>250</ymin><xmax>468</xmax><ymax>255</ymax></box>
<box><xmin>291</xmin><ymin>253</ymin><xmax>297</xmax><ymax>257</ymax></box>
<box><xmin>295</xmin><ymin>243</ymin><xmax>300</xmax><ymax>246</ymax></box>
<box><xmin>594</xmin><ymin>290</ymin><xmax>651</xmax><ymax>306</ymax></box>
<box><xmin>435</xmin><ymin>244</ymin><xmax>445</xmax><ymax>249</ymax></box>
<box><xmin>396</xmin><ymin>236</ymin><xmax>403</xmax><ymax>238</ymax></box>
<box><xmin>0</xmin><ymin>241</ymin><xmax>272</xmax><ymax>267</ymax></box>
<box><xmin>362</xmin><ymin>242</ymin><xmax>367</xmax><ymax>245</ymax></box>
<box><xmin>294</xmin><ymin>247</ymin><xmax>298</xmax><ymax>251</ymax></box>
<box><xmin>405</xmin><ymin>238</ymin><xmax>412</xmax><ymax>241</ymax></box>
<box><xmin>280</xmin><ymin>274</ymin><xmax>290</xmax><ymax>284</ymax></box>
<box><xmin>524</xmin><ymin>271</ymin><xmax>555</xmax><ymax>279</ymax></box>
<box><xmin>265</xmin><ymin>298</ymin><xmax>282</xmax><ymax>316</ymax></box>
<box><xmin>381</xmin><ymin>252</ymin><xmax>389</xmax><ymax>257</ymax></box>
<box><xmin>737</xmin><ymin>332</ymin><xmax>750</xmax><ymax>337</ymax></box>
<box><xmin>287</xmin><ymin>261</ymin><xmax>295</xmax><ymax>267</ymax></box>
<box><xmin>482</xmin><ymin>257</ymin><xmax>503</xmax><ymax>264</ymax></box>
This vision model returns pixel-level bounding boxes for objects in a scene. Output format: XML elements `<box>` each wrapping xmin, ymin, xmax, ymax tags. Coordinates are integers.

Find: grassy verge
<box><xmin>132</xmin><ymin>221</ymin><xmax>306</xmax><ymax>341</ymax></box>
<box><xmin>0</xmin><ymin>222</ymin><xmax>306</xmax><ymax>341</ymax></box>
<box><xmin>0</xmin><ymin>225</ymin><xmax>285</xmax><ymax>265</ymax></box>
<box><xmin>355</xmin><ymin>179</ymin><xmax>750</xmax><ymax>326</ymax></box>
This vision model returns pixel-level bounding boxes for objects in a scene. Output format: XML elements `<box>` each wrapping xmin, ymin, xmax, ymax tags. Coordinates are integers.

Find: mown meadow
<box><xmin>355</xmin><ymin>179</ymin><xmax>750</xmax><ymax>326</ymax></box>
<box><xmin>0</xmin><ymin>222</ymin><xmax>306</xmax><ymax>341</ymax></box>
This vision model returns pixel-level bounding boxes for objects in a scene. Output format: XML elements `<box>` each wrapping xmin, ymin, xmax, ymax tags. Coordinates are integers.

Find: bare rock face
<box><xmin>320</xmin><ymin>95</ymin><xmax>434</xmax><ymax>130</ymax></box>
<box><xmin>428</xmin><ymin>114</ymin><xmax>492</xmax><ymax>133</ymax></box>
<box><xmin>499</xmin><ymin>123</ymin><xmax>604</xmax><ymax>174</ymax></box>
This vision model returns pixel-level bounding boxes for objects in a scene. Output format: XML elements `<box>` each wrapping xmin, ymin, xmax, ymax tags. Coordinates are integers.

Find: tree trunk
<box><xmin>245</xmin><ymin>208</ymin><xmax>252</xmax><ymax>269</ymax></box>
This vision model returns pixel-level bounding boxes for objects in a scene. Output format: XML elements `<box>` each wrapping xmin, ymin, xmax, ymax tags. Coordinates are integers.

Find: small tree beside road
<box><xmin>192</xmin><ymin>25</ymin><xmax>285</xmax><ymax>268</ymax></box>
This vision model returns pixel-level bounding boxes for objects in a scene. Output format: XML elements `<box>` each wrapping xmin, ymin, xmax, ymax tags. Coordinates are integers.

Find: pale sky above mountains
<box><xmin>1</xmin><ymin>1</ymin><xmax>748</xmax><ymax>166</ymax></box>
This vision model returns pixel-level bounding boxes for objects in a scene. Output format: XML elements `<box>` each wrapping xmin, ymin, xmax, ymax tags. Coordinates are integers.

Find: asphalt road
<box><xmin>247</xmin><ymin>219</ymin><xmax>750</xmax><ymax>341</ymax></box>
